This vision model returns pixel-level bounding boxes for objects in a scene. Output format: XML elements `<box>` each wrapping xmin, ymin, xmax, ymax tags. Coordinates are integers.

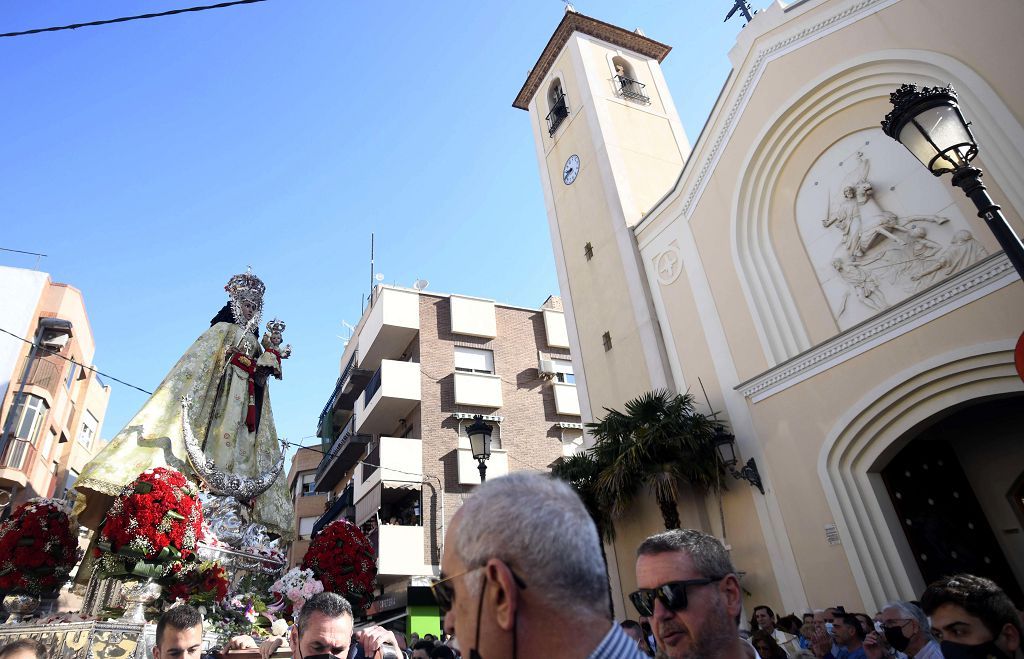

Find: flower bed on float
<box><xmin>0</xmin><ymin>498</ymin><xmax>82</xmax><ymax>595</ymax></box>
<box><xmin>301</xmin><ymin>519</ymin><xmax>377</xmax><ymax>612</ymax></box>
<box><xmin>94</xmin><ymin>467</ymin><xmax>203</xmax><ymax>579</ymax></box>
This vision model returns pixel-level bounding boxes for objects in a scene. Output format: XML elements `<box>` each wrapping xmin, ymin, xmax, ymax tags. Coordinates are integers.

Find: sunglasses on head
<box><xmin>629</xmin><ymin>577</ymin><xmax>725</xmax><ymax>617</ymax></box>
<box><xmin>429</xmin><ymin>565</ymin><xmax>527</xmax><ymax>613</ymax></box>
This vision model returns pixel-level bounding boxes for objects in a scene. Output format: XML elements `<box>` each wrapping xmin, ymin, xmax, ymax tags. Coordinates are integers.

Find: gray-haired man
<box><xmin>435</xmin><ymin>471</ymin><xmax>645</xmax><ymax>658</ymax></box>
<box><xmin>632</xmin><ymin>529</ymin><xmax>746</xmax><ymax>659</ymax></box>
<box><xmin>864</xmin><ymin>601</ymin><xmax>940</xmax><ymax>659</ymax></box>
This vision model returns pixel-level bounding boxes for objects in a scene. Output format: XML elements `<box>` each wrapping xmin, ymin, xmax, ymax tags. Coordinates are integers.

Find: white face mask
<box><xmin>447</xmin><ymin>637</ymin><xmax>460</xmax><ymax>652</ymax></box>
<box><xmin>825</xmin><ymin>622</ymin><xmax>835</xmax><ymax>636</ymax></box>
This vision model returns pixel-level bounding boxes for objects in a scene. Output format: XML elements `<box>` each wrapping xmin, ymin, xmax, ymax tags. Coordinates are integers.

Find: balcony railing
<box><xmin>363</xmin><ymin>367</ymin><xmax>383</xmax><ymax>406</ymax></box>
<box><xmin>312</xmin><ymin>484</ymin><xmax>354</xmax><ymax>537</ymax></box>
<box><xmin>314</xmin><ymin>416</ymin><xmax>371</xmax><ymax>491</ymax></box>
<box><xmin>546</xmin><ymin>93</ymin><xmax>569</xmax><ymax>136</ymax></box>
<box><xmin>16</xmin><ymin>357</ymin><xmax>63</xmax><ymax>394</ymax></box>
<box><xmin>614</xmin><ymin>75</ymin><xmax>650</xmax><ymax>104</ymax></box>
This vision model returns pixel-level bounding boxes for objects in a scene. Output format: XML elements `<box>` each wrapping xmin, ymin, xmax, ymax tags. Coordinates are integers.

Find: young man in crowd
<box><xmin>632</xmin><ymin>528</ymin><xmax>748</xmax><ymax>659</ymax></box>
<box><xmin>437</xmin><ymin>471</ymin><xmax>646</xmax><ymax>658</ymax></box>
<box><xmin>154</xmin><ymin>605</ymin><xmax>205</xmax><ymax>659</ymax></box>
<box><xmin>921</xmin><ymin>574</ymin><xmax>1022</xmax><ymax>659</ymax></box>
<box><xmin>864</xmin><ymin>601</ymin><xmax>940</xmax><ymax>659</ymax></box>
<box><xmin>814</xmin><ymin>613</ymin><xmax>866</xmax><ymax>659</ymax></box>
<box><xmin>409</xmin><ymin>640</ymin><xmax>434</xmax><ymax>659</ymax></box>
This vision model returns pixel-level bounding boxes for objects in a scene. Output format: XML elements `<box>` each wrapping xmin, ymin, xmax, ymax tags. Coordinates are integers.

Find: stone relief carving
<box><xmin>797</xmin><ymin>129</ymin><xmax>989</xmax><ymax>329</ymax></box>
<box><xmin>654</xmin><ymin>240</ymin><xmax>683</xmax><ymax>286</ymax></box>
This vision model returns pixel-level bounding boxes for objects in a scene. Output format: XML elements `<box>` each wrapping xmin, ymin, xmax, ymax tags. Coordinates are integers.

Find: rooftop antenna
<box><xmin>724</xmin><ymin>0</ymin><xmax>755</xmax><ymax>25</ymax></box>
<box><xmin>561</xmin><ymin>0</ymin><xmax>576</xmax><ymax>13</ymax></box>
<box><xmin>369</xmin><ymin>232</ymin><xmax>375</xmax><ymax>300</ymax></box>
<box><xmin>413</xmin><ymin>278</ymin><xmax>429</xmax><ymax>291</ymax></box>
<box><xmin>338</xmin><ymin>320</ymin><xmax>355</xmax><ymax>345</ymax></box>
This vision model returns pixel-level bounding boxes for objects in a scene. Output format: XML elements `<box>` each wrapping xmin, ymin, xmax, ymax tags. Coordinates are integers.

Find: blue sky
<box><xmin>0</xmin><ymin>0</ymin><xmax>745</xmax><ymax>454</ymax></box>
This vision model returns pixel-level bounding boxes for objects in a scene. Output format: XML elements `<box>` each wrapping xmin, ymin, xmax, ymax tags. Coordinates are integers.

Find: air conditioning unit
<box><xmin>538</xmin><ymin>351</ymin><xmax>556</xmax><ymax>379</ymax></box>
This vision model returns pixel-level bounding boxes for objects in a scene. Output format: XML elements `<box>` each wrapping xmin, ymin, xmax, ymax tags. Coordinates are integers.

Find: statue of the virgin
<box><xmin>74</xmin><ymin>269</ymin><xmax>292</xmax><ymax>539</ymax></box>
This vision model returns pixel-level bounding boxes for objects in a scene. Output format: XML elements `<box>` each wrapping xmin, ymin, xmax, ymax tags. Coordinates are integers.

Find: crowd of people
<box><xmin>1</xmin><ymin>472</ymin><xmax>1020</xmax><ymax>659</ymax></box>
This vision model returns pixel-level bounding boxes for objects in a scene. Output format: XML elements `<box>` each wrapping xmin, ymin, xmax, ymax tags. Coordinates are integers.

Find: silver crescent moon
<box><xmin>180</xmin><ymin>395</ymin><xmax>285</xmax><ymax>501</ymax></box>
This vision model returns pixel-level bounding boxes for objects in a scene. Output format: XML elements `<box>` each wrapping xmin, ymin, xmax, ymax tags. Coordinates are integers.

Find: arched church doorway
<box><xmin>881</xmin><ymin>394</ymin><xmax>1024</xmax><ymax>605</ymax></box>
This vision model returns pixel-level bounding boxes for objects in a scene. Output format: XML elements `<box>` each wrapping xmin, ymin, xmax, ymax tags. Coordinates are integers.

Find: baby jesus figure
<box><xmin>256</xmin><ymin>318</ymin><xmax>292</xmax><ymax>380</ymax></box>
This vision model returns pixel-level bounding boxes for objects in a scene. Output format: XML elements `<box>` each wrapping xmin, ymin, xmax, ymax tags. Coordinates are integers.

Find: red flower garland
<box><xmin>0</xmin><ymin>498</ymin><xmax>82</xmax><ymax>595</ymax></box>
<box><xmin>302</xmin><ymin>520</ymin><xmax>377</xmax><ymax>611</ymax></box>
<box><xmin>95</xmin><ymin>467</ymin><xmax>203</xmax><ymax>578</ymax></box>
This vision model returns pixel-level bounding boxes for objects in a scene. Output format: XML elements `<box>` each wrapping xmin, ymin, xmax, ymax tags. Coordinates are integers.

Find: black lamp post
<box><xmin>713</xmin><ymin>426</ymin><xmax>765</xmax><ymax>495</ymax></box>
<box><xmin>881</xmin><ymin>84</ymin><xmax>1024</xmax><ymax>280</ymax></box>
<box><xmin>466</xmin><ymin>415</ymin><xmax>493</xmax><ymax>483</ymax></box>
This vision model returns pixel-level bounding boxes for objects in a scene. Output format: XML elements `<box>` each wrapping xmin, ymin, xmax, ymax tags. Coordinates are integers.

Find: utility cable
<box><xmin>0</xmin><ymin>326</ymin><xmax>153</xmax><ymax>395</ymax></box>
<box><xmin>1</xmin><ymin>325</ymin><xmax>557</xmax><ymax>473</ymax></box>
<box><xmin>0</xmin><ymin>0</ymin><xmax>269</xmax><ymax>39</ymax></box>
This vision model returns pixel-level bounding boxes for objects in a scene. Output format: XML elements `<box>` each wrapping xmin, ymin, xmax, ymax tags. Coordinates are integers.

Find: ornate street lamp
<box><xmin>713</xmin><ymin>426</ymin><xmax>765</xmax><ymax>495</ymax></box>
<box><xmin>466</xmin><ymin>415</ymin><xmax>493</xmax><ymax>483</ymax></box>
<box><xmin>882</xmin><ymin>84</ymin><xmax>1024</xmax><ymax>279</ymax></box>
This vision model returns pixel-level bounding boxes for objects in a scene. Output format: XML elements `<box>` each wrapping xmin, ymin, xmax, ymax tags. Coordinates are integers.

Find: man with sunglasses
<box><xmin>632</xmin><ymin>529</ymin><xmax>746</xmax><ymax>659</ymax></box>
<box><xmin>434</xmin><ymin>471</ymin><xmax>646</xmax><ymax>658</ymax></box>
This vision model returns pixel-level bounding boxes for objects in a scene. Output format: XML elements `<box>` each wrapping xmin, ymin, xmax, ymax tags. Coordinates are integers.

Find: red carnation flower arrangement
<box><xmin>0</xmin><ymin>498</ymin><xmax>82</xmax><ymax>595</ymax></box>
<box><xmin>95</xmin><ymin>467</ymin><xmax>203</xmax><ymax>579</ymax></box>
<box><xmin>302</xmin><ymin>519</ymin><xmax>377</xmax><ymax>612</ymax></box>
<box><xmin>160</xmin><ymin>560</ymin><xmax>229</xmax><ymax>606</ymax></box>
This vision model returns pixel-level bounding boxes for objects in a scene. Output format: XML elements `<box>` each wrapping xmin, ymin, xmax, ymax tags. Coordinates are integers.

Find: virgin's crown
<box><xmin>266</xmin><ymin>318</ymin><xmax>286</xmax><ymax>334</ymax></box>
<box><xmin>225</xmin><ymin>267</ymin><xmax>266</xmax><ymax>303</ymax></box>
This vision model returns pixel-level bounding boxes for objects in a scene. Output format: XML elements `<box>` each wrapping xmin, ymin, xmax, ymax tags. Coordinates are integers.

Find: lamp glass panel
<box><xmin>902</xmin><ymin>105</ymin><xmax>975</xmax><ymax>172</ymax></box>
<box><xmin>715</xmin><ymin>438</ymin><xmax>737</xmax><ymax>466</ymax></box>
<box><xmin>469</xmin><ymin>430</ymin><xmax>491</xmax><ymax>460</ymax></box>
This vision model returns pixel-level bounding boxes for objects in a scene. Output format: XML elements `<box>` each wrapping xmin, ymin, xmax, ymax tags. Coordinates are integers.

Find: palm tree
<box><xmin>550</xmin><ymin>449</ymin><xmax>616</xmax><ymax>617</ymax></box>
<box><xmin>588</xmin><ymin>390</ymin><xmax>723</xmax><ymax>530</ymax></box>
<box><xmin>550</xmin><ymin>451</ymin><xmax>614</xmax><ymax>542</ymax></box>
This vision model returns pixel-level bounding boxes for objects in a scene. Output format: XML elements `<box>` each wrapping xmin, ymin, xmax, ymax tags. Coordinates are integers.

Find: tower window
<box><xmin>584</xmin><ymin>242</ymin><xmax>593</xmax><ymax>260</ymax></box>
<box><xmin>546</xmin><ymin>79</ymin><xmax>569</xmax><ymax>136</ymax></box>
<box><xmin>612</xmin><ymin>56</ymin><xmax>649</xmax><ymax>104</ymax></box>
<box><xmin>602</xmin><ymin>332</ymin><xmax>612</xmax><ymax>352</ymax></box>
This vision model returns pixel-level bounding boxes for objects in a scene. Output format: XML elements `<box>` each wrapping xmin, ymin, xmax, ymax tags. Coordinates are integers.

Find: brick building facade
<box><xmin>285</xmin><ymin>446</ymin><xmax>328</xmax><ymax>567</ymax></box>
<box><xmin>312</xmin><ymin>286</ymin><xmax>583</xmax><ymax>633</ymax></box>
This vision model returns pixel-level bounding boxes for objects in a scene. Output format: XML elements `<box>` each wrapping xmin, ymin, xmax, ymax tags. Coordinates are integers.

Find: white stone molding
<box><xmin>816</xmin><ymin>340</ymin><xmax>1023</xmax><ymax>611</ymax></box>
<box><xmin>684</xmin><ymin>0</ymin><xmax>904</xmax><ymax>219</ymax></box>
<box><xmin>731</xmin><ymin>50</ymin><xmax>1024</xmax><ymax>366</ymax></box>
<box><xmin>736</xmin><ymin>253</ymin><xmax>1018</xmax><ymax>402</ymax></box>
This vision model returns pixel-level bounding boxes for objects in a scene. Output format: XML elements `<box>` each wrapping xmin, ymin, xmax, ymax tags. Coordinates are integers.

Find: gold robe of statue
<box><xmin>75</xmin><ymin>320</ymin><xmax>292</xmax><ymax>539</ymax></box>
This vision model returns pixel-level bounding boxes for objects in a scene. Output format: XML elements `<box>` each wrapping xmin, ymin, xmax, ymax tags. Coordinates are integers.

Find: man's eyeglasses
<box><xmin>629</xmin><ymin>577</ymin><xmax>724</xmax><ymax>617</ymax></box>
<box><xmin>429</xmin><ymin>565</ymin><xmax>527</xmax><ymax>613</ymax></box>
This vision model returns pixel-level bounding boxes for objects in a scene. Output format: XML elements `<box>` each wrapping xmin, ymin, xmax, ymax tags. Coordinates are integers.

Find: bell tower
<box><xmin>513</xmin><ymin>8</ymin><xmax>690</xmax><ymax>426</ymax></box>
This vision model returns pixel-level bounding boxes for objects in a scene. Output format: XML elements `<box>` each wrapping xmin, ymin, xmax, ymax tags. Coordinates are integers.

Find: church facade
<box><xmin>515</xmin><ymin>0</ymin><xmax>1024</xmax><ymax>617</ymax></box>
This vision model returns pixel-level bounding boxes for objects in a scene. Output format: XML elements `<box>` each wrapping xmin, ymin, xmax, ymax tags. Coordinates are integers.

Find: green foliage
<box><xmin>586</xmin><ymin>390</ymin><xmax>724</xmax><ymax>530</ymax></box>
<box><xmin>551</xmin><ymin>451</ymin><xmax>615</xmax><ymax>542</ymax></box>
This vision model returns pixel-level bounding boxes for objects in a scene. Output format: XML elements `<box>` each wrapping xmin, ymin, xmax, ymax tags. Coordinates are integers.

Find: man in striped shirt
<box><xmin>432</xmin><ymin>472</ymin><xmax>646</xmax><ymax>658</ymax></box>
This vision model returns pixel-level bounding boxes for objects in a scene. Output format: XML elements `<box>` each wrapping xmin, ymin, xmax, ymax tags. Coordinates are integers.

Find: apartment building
<box><xmin>312</xmin><ymin>286</ymin><xmax>583</xmax><ymax>634</ymax></box>
<box><xmin>0</xmin><ymin>265</ymin><xmax>111</xmax><ymax>514</ymax></box>
<box><xmin>286</xmin><ymin>445</ymin><xmax>330</xmax><ymax>567</ymax></box>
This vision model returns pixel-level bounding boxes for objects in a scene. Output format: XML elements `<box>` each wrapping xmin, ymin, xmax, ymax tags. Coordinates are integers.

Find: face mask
<box><xmin>940</xmin><ymin>641</ymin><xmax>1010</xmax><ymax>659</ymax></box>
<box><xmin>825</xmin><ymin>623</ymin><xmax>835</xmax><ymax>636</ymax></box>
<box><xmin>883</xmin><ymin>626</ymin><xmax>911</xmax><ymax>653</ymax></box>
